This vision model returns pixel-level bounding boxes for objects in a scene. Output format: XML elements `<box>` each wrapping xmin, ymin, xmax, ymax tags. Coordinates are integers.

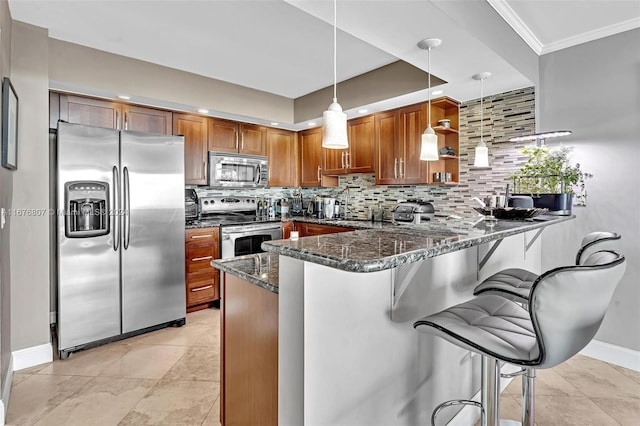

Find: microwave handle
<box><xmin>256</xmin><ymin>164</ymin><xmax>263</xmax><ymax>185</ymax></box>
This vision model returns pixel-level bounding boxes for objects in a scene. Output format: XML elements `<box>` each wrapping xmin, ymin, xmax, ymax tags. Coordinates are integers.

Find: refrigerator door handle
<box><xmin>123</xmin><ymin>166</ymin><xmax>131</xmax><ymax>249</ymax></box>
<box><xmin>112</xmin><ymin>166</ymin><xmax>120</xmax><ymax>251</ymax></box>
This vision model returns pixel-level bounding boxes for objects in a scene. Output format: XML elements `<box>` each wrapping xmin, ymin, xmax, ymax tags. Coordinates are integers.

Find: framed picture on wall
<box><xmin>2</xmin><ymin>77</ymin><xmax>18</xmax><ymax>170</ymax></box>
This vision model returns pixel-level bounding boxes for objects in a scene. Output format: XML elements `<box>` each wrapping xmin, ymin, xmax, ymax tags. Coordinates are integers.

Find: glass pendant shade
<box><xmin>473</xmin><ymin>139</ymin><xmax>489</xmax><ymax>168</ymax></box>
<box><xmin>322</xmin><ymin>99</ymin><xmax>348</xmax><ymax>149</ymax></box>
<box><xmin>420</xmin><ymin>127</ymin><xmax>439</xmax><ymax>161</ymax></box>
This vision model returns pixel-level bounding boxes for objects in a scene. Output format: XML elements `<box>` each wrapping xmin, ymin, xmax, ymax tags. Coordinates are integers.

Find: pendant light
<box><xmin>417</xmin><ymin>38</ymin><xmax>441</xmax><ymax>161</ymax></box>
<box><xmin>322</xmin><ymin>0</ymin><xmax>348</xmax><ymax>149</ymax></box>
<box><xmin>472</xmin><ymin>72</ymin><xmax>491</xmax><ymax>168</ymax></box>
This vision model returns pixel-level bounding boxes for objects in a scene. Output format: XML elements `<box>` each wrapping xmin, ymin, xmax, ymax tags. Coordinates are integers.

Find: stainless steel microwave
<box><xmin>208</xmin><ymin>152</ymin><xmax>268</xmax><ymax>188</ymax></box>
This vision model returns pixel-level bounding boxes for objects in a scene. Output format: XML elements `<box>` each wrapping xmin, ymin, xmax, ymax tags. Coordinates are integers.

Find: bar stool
<box><xmin>414</xmin><ymin>250</ymin><xmax>626</xmax><ymax>426</ymax></box>
<box><xmin>471</xmin><ymin>231</ymin><xmax>621</xmax><ymax>422</ymax></box>
<box><xmin>473</xmin><ymin>231</ymin><xmax>621</xmax><ymax>302</ymax></box>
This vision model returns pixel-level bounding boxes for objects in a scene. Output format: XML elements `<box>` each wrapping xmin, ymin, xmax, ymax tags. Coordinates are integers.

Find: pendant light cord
<box><xmin>427</xmin><ymin>47</ymin><xmax>431</xmax><ymax>128</ymax></box>
<box><xmin>480</xmin><ymin>78</ymin><xmax>484</xmax><ymax>142</ymax></box>
<box><xmin>333</xmin><ymin>0</ymin><xmax>337</xmax><ymax>103</ymax></box>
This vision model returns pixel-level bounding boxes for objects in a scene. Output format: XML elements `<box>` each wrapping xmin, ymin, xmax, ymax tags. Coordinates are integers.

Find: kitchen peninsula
<box><xmin>212</xmin><ymin>215</ymin><xmax>574</xmax><ymax>426</ymax></box>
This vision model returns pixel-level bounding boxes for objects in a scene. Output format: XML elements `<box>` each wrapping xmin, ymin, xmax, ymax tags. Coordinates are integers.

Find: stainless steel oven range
<box><xmin>198</xmin><ymin>195</ymin><xmax>282</xmax><ymax>259</ymax></box>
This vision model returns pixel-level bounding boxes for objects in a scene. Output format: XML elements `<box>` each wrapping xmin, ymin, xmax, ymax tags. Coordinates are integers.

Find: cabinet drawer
<box><xmin>186</xmin><ymin>228</ymin><xmax>219</xmax><ymax>244</ymax></box>
<box><xmin>186</xmin><ymin>246</ymin><xmax>215</xmax><ymax>273</ymax></box>
<box><xmin>187</xmin><ymin>270</ymin><xmax>218</xmax><ymax>305</ymax></box>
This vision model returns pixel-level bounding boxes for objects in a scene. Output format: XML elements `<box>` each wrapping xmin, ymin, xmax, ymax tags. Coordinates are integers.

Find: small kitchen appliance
<box><xmin>392</xmin><ymin>200</ymin><xmax>435</xmax><ymax>224</ymax></box>
<box><xmin>208</xmin><ymin>152</ymin><xmax>268</xmax><ymax>188</ymax></box>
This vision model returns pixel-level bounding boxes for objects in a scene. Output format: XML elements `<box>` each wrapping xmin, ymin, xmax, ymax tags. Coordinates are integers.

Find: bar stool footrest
<box><xmin>431</xmin><ymin>399</ymin><xmax>482</xmax><ymax>426</ymax></box>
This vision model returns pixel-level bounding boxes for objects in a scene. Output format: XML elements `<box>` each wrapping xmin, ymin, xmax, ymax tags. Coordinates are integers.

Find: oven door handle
<box><xmin>222</xmin><ymin>226</ymin><xmax>282</xmax><ymax>236</ymax></box>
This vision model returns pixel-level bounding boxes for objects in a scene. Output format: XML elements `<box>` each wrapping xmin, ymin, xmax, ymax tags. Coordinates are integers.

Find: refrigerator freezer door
<box><xmin>57</xmin><ymin>123</ymin><xmax>121</xmax><ymax>351</ymax></box>
<box><xmin>120</xmin><ymin>131</ymin><xmax>186</xmax><ymax>333</ymax></box>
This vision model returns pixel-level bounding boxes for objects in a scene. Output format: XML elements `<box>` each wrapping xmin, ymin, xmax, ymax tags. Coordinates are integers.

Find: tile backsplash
<box><xmin>192</xmin><ymin>86</ymin><xmax>536</xmax><ymax>219</ymax></box>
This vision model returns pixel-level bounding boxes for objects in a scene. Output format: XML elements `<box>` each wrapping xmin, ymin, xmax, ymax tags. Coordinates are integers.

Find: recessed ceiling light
<box><xmin>270</xmin><ymin>122</ymin><xmax>279</xmax><ymax>126</ymax></box>
<box><xmin>358</xmin><ymin>109</ymin><xmax>368</xmax><ymax>114</ymax></box>
<box><xmin>117</xmin><ymin>95</ymin><xmax>130</xmax><ymax>100</ymax></box>
<box><xmin>198</xmin><ymin>109</ymin><xmax>209</xmax><ymax>114</ymax></box>
<box><xmin>431</xmin><ymin>90</ymin><xmax>443</xmax><ymax>96</ymax></box>
<box><xmin>308</xmin><ymin>122</ymin><xmax>316</xmax><ymax>126</ymax></box>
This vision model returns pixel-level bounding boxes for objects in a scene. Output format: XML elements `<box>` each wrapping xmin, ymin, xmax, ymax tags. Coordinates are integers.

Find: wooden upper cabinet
<box><xmin>174</xmin><ymin>113</ymin><xmax>208</xmax><ymax>185</ymax></box>
<box><xmin>58</xmin><ymin>94</ymin><xmax>120</xmax><ymax>130</ymax></box>
<box><xmin>208</xmin><ymin>118</ymin><xmax>239</xmax><ymax>153</ymax></box>
<box><xmin>267</xmin><ymin>128</ymin><xmax>297</xmax><ymax>187</ymax></box>
<box><xmin>122</xmin><ymin>105</ymin><xmax>172</xmax><ymax>135</ymax></box>
<box><xmin>375</xmin><ymin>110</ymin><xmax>400</xmax><ymax>185</ymax></box>
<box><xmin>299</xmin><ymin>127</ymin><xmax>323</xmax><ymax>187</ymax></box>
<box><xmin>428</xmin><ymin>97</ymin><xmax>461</xmax><ymax>185</ymax></box>
<box><xmin>322</xmin><ymin>115</ymin><xmax>375</xmax><ymax>175</ymax></box>
<box><xmin>208</xmin><ymin>119</ymin><xmax>267</xmax><ymax>156</ymax></box>
<box><xmin>55</xmin><ymin>93</ymin><xmax>172</xmax><ymax>135</ymax></box>
<box><xmin>240</xmin><ymin>124</ymin><xmax>268</xmax><ymax>156</ymax></box>
<box><xmin>399</xmin><ymin>103</ymin><xmax>428</xmax><ymax>184</ymax></box>
<box><xmin>346</xmin><ymin>115</ymin><xmax>375</xmax><ymax>173</ymax></box>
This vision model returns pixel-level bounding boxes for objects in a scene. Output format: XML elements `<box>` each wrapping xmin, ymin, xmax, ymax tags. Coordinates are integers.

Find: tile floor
<box><xmin>6</xmin><ymin>307</ymin><xmax>640</xmax><ymax>425</ymax></box>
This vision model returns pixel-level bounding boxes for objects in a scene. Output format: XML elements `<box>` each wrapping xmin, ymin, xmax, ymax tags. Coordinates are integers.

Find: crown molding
<box><xmin>540</xmin><ymin>18</ymin><xmax>640</xmax><ymax>54</ymax></box>
<box><xmin>487</xmin><ymin>0</ymin><xmax>543</xmax><ymax>54</ymax></box>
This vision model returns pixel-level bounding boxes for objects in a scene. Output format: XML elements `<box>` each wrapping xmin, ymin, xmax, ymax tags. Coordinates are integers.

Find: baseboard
<box><xmin>12</xmin><ymin>343</ymin><xmax>53</xmax><ymax>372</ymax></box>
<box><xmin>0</xmin><ymin>355</ymin><xmax>14</xmax><ymax>426</ymax></box>
<box><xmin>448</xmin><ymin>363</ymin><xmax>518</xmax><ymax>426</ymax></box>
<box><xmin>580</xmin><ymin>339</ymin><xmax>640</xmax><ymax>372</ymax></box>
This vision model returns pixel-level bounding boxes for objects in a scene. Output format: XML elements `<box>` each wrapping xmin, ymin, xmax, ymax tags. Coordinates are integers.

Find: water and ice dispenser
<box><xmin>64</xmin><ymin>181</ymin><xmax>109</xmax><ymax>238</ymax></box>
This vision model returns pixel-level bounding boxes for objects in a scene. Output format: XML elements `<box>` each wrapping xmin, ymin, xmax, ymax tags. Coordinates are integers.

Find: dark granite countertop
<box><xmin>263</xmin><ymin>215</ymin><xmax>575</xmax><ymax>273</ymax></box>
<box><xmin>211</xmin><ymin>252</ymin><xmax>279</xmax><ymax>294</ymax></box>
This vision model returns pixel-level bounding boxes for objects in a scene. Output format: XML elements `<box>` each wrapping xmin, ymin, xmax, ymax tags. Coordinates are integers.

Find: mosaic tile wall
<box><xmin>194</xmin><ymin>87</ymin><xmax>536</xmax><ymax>219</ymax></box>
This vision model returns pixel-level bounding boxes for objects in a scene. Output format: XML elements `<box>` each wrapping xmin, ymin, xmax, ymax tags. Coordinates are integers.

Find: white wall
<box><xmin>9</xmin><ymin>21</ymin><xmax>50</xmax><ymax>352</ymax></box>
<box><xmin>538</xmin><ymin>29</ymin><xmax>640</xmax><ymax>351</ymax></box>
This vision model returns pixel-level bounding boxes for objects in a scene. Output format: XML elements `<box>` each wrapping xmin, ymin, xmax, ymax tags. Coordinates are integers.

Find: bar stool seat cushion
<box><xmin>473</xmin><ymin>268</ymin><xmax>539</xmax><ymax>302</ymax></box>
<box><xmin>415</xmin><ymin>294</ymin><xmax>539</xmax><ymax>364</ymax></box>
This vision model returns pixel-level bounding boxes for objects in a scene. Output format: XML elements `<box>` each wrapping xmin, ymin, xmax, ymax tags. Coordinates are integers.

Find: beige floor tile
<box><xmin>15</xmin><ymin>363</ymin><xmax>51</xmax><ymax>375</ymax></box>
<box><xmin>504</xmin><ymin>368</ymin><xmax>583</xmax><ymax>397</ymax></box>
<box><xmin>38</xmin><ymin>342</ymin><xmax>132</xmax><ymax>377</ymax></box>
<box><xmin>33</xmin><ymin>377</ymin><xmax>157</xmax><ymax>426</ymax></box>
<box><xmin>533</xmin><ymin>396</ymin><xmax>620</xmax><ymax>425</ymax></box>
<box><xmin>186</xmin><ymin>308</ymin><xmax>220</xmax><ymax>326</ymax></box>
<box><xmin>555</xmin><ymin>356</ymin><xmax>640</xmax><ymax>400</ymax></box>
<box><xmin>591</xmin><ymin>396</ymin><xmax>640</xmax><ymax>426</ymax></box>
<box><xmin>611</xmin><ymin>363</ymin><xmax>640</xmax><ymax>385</ymax></box>
<box><xmin>126</xmin><ymin>322</ymin><xmax>217</xmax><ymax>347</ymax></box>
<box><xmin>202</xmin><ymin>394</ymin><xmax>221</xmax><ymax>426</ymax></box>
<box><xmin>118</xmin><ymin>380</ymin><xmax>219</xmax><ymax>425</ymax></box>
<box><xmin>474</xmin><ymin>394</ymin><xmax>522</xmax><ymax>426</ymax></box>
<box><xmin>100</xmin><ymin>344</ymin><xmax>188</xmax><ymax>379</ymax></box>
<box><xmin>5</xmin><ymin>375</ymin><xmax>92</xmax><ymax>425</ymax></box>
<box><xmin>162</xmin><ymin>347</ymin><xmax>220</xmax><ymax>382</ymax></box>
<box><xmin>10</xmin><ymin>373</ymin><xmax>31</xmax><ymax>387</ymax></box>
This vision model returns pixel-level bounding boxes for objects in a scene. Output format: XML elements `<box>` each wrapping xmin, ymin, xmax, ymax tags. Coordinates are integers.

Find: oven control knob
<box><xmin>203</xmin><ymin>200</ymin><xmax>209</xmax><ymax>205</ymax></box>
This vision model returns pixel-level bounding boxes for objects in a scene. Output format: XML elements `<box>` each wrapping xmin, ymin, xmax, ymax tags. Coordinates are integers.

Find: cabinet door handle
<box><xmin>241</xmin><ymin>133</ymin><xmax>244</xmax><ymax>150</ymax></box>
<box><xmin>191</xmin><ymin>285</ymin><xmax>213</xmax><ymax>292</ymax></box>
<box><xmin>317</xmin><ymin>165</ymin><xmax>321</xmax><ymax>181</ymax></box>
<box><xmin>235</xmin><ymin>131</ymin><xmax>239</xmax><ymax>150</ymax></box>
<box><xmin>203</xmin><ymin>161</ymin><xmax>207</xmax><ymax>179</ymax></box>
<box><xmin>394</xmin><ymin>158</ymin><xmax>398</xmax><ymax>179</ymax></box>
<box><xmin>346</xmin><ymin>152</ymin><xmax>350</xmax><ymax>169</ymax></box>
<box><xmin>124</xmin><ymin>112</ymin><xmax>128</xmax><ymax>130</ymax></box>
<box><xmin>399</xmin><ymin>158</ymin><xmax>404</xmax><ymax>178</ymax></box>
<box><xmin>192</xmin><ymin>256</ymin><xmax>213</xmax><ymax>262</ymax></box>
<box><xmin>115</xmin><ymin>110</ymin><xmax>120</xmax><ymax>130</ymax></box>
<box><xmin>190</xmin><ymin>234</ymin><xmax>211</xmax><ymax>239</ymax></box>
<box><xmin>341</xmin><ymin>152</ymin><xmax>345</xmax><ymax>169</ymax></box>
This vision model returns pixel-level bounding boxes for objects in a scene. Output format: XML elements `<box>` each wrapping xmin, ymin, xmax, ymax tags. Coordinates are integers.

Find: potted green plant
<box><xmin>510</xmin><ymin>145</ymin><xmax>593</xmax><ymax>214</ymax></box>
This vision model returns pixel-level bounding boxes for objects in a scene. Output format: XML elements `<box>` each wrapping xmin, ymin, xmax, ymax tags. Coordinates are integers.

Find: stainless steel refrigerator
<box><xmin>56</xmin><ymin>122</ymin><xmax>186</xmax><ymax>359</ymax></box>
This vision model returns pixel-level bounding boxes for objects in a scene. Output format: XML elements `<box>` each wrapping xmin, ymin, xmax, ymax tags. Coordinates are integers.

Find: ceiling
<box><xmin>8</xmin><ymin>0</ymin><xmax>640</xmax><ymax>126</ymax></box>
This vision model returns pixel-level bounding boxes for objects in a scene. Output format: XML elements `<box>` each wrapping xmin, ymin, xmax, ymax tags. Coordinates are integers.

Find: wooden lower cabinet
<box><xmin>281</xmin><ymin>221</ymin><xmax>295</xmax><ymax>239</ymax></box>
<box><xmin>295</xmin><ymin>222</ymin><xmax>355</xmax><ymax>237</ymax></box>
<box><xmin>185</xmin><ymin>227</ymin><xmax>220</xmax><ymax>312</ymax></box>
<box><xmin>221</xmin><ymin>274</ymin><xmax>278</xmax><ymax>426</ymax></box>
